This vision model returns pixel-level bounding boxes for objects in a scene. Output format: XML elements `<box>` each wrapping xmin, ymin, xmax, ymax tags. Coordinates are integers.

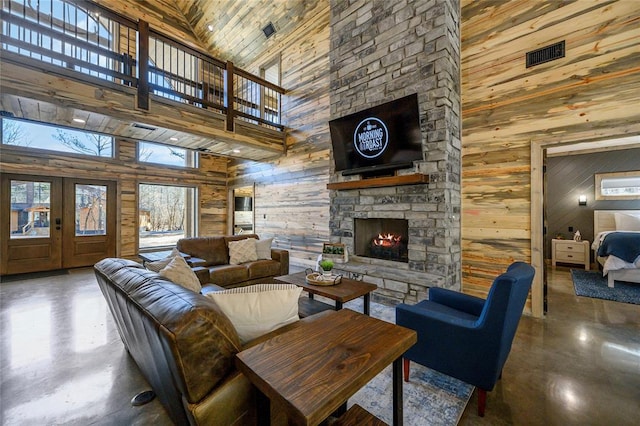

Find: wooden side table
<box><xmin>235</xmin><ymin>309</ymin><xmax>416</xmax><ymax>426</ymax></box>
<box><xmin>551</xmin><ymin>239</ymin><xmax>590</xmax><ymax>270</ymax></box>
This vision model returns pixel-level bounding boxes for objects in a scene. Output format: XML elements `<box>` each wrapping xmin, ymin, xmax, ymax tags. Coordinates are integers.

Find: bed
<box><xmin>592</xmin><ymin>210</ymin><xmax>640</xmax><ymax>288</ymax></box>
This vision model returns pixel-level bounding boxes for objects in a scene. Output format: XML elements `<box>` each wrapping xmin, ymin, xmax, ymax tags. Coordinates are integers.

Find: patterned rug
<box><xmin>571</xmin><ymin>269</ymin><xmax>640</xmax><ymax>305</ymax></box>
<box><xmin>335</xmin><ymin>298</ymin><xmax>474</xmax><ymax>425</ymax></box>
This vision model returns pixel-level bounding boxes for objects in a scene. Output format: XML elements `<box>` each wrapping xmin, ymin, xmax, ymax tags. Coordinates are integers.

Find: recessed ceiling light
<box><xmin>170</xmin><ymin>137</ymin><xmax>178</xmax><ymax>141</ymax></box>
<box><xmin>233</xmin><ymin>149</ymin><xmax>241</xmax><ymax>153</ymax></box>
<box><xmin>207</xmin><ymin>23</ymin><xmax>214</xmax><ymax>31</ymax></box>
<box><xmin>72</xmin><ymin>118</ymin><xmax>85</xmax><ymax>123</ymax></box>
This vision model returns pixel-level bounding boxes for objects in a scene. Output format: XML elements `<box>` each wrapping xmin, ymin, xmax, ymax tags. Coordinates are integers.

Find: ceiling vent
<box><xmin>131</xmin><ymin>123</ymin><xmax>157</xmax><ymax>131</ymax></box>
<box><xmin>262</xmin><ymin>22</ymin><xmax>276</xmax><ymax>38</ymax></box>
<box><xmin>526</xmin><ymin>41</ymin><xmax>565</xmax><ymax>68</ymax></box>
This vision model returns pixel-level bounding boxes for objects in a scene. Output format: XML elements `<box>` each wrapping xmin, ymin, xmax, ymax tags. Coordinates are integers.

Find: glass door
<box><xmin>62</xmin><ymin>178</ymin><xmax>116</xmax><ymax>268</ymax></box>
<box><xmin>1</xmin><ymin>174</ymin><xmax>63</xmax><ymax>275</ymax></box>
<box><xmin>1</xmin><ymin>174</ymin><xmax>116</xmax><ymax>275</ymax></box>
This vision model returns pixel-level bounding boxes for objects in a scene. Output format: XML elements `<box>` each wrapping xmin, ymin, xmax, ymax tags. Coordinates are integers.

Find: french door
<box><xmin>1</xmin><ymin>174</ymin><xmax>116</xmax><ymax>275</ymax></box>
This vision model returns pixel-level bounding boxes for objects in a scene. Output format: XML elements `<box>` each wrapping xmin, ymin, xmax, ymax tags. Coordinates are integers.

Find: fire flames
<box><xmin>372</xmin><ymin>233</ymin><xmax>402</xmax><ymax>247</ymax></box>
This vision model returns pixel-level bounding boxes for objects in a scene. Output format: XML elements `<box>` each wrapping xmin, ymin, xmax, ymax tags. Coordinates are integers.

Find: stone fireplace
<box><xmin>328</xmin><ymin>0</ymin><xmax>461</xmax><ymax>304</ymax></box>
<box><xmin>355</xmin><ymin>218</ymin><xmax>408</xmax><ymax>263</ymax></box>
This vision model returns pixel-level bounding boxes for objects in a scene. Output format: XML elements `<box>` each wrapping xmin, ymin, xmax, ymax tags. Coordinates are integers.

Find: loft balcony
<box><xmin>0</xmin><ymin>0</ymin><xmax>286</xmax><ymax>161</ymax></box>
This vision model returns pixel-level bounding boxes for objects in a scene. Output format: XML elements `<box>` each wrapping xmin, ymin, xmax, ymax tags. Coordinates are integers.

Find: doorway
<box><xmin>531</xmin><ymin>135</ymin><xmax>640</xmax><ymax>317</ymax></box>
<box><xmin>232</xmin><ymin>185</ymin><xmax>254</xmax><ymax>235</ymax></box>
<box><xmin>1</xmin><ymin>174</ymin><xmax>116</xmax><ymax>275</ymax></box>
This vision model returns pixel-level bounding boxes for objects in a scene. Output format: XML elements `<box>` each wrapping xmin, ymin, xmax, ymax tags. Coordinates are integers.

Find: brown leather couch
<box><xmin>94</xmin><ymin>258</ymin><xmax>330</xmax><ymax>426</ymax></box>
<box><xmin>177</xmin><ymin>234</ymin><xmax>289</xmax><ymax>288</ymax></box>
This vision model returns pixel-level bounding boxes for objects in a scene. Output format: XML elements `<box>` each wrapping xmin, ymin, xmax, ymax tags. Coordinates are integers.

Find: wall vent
<box><xmin>526</xmin><ymin>41</ymin><xmax>565</xmax><ymax>68</ymax></box>
<box><xmin>262</xmin><ymin>22</ymin><xmax>276</xmax><ymax>38</ymax></box>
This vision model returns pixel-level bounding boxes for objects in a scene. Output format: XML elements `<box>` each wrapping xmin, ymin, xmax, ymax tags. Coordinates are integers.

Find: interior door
<box><xmin>1</xmin><ymin>174</ymin><xmax>116</xmax><ymax>275</ymax></box>
<box><xmin>1</xmin><ymin>174</ymin><xmax>62</xmax><ymax>275</ymax></box>
<box><xmin>62</xmin><ymin>178</ymin><xmax>116</xmax><ymax>268</ymax></box>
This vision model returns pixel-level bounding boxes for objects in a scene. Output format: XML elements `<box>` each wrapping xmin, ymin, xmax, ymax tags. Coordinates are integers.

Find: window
<box><xmin>75</xmin><ymin>184</ymin><xmax>107</xmax><ymax>235</ymax></box>
<box><xmin>139</xmin><ymin>183</ymin><xmax>197</xmax><ymax>249</ymax></box>
<box><xmin>595</xmin><ymin>171</ymin><xmax>640</xmax><ymax>200</ymax></box>
<box><xmin>138</xmin><ymin>141</ymin><xmax>197</xmax><ymax>168</ymax></box>
<box><xmin>1</xmin><ymin>118</ymin><xmax>113</xmax><ymax>157</ymax></box>
<box><xmin>9</xmin><ymin>180</ymin><xmax>51</xmax><ymax>239</ymax></box>
<box><xmin>260</xmin><ymin>56</ymin><xmax>281</xmax><ymax>125</ymax></box>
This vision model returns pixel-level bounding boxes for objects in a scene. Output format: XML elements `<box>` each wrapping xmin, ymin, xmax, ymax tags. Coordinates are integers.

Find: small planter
<box><xmin>322</xmin><ymin>243</ymin><xmax>347</xmax><ymax>263</ymax></box>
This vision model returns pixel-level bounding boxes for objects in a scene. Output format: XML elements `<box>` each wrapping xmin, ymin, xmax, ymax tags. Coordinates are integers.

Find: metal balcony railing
<box><xmin>0</xmin><ymin>0</ymin><xmax>284</xmax><ymax>132</ymax></box>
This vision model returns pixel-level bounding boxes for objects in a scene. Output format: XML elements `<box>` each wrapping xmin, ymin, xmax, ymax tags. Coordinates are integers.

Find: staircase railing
<box><xmin>0</xmin><ymin>0</ymin><xmax>284</xmax><ymax>131</ymax></box>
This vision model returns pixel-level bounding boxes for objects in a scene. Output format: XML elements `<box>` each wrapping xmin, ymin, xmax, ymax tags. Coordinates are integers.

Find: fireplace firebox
<box><xmin>354</xmin><ymin>218</ymin><xmax>408</xmax><ymax>262</ymax></box>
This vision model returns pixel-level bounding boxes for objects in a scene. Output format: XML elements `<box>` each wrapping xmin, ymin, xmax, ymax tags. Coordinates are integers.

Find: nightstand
<box><xmin>552</xmin><ymin>239</ymin><xmax>590</xmax><ymax>270</ymax></box>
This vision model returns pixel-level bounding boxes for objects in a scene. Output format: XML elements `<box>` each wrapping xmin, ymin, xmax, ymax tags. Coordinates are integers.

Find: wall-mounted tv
<box><xmin>329</xmin><ymin>93</ymin><xmax>423</xmax><ymax>176</ymax></box>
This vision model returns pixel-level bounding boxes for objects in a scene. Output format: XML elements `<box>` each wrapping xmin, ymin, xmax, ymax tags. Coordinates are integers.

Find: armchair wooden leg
<box><xmin>477</xmin><ymin>388</ymin><xmax>487</xmax><ymax>417</ymax></box>
<box><xmin>403</xmin><ymin>358</ymin><xmax>410</xmax><ymax>382</ymax></box>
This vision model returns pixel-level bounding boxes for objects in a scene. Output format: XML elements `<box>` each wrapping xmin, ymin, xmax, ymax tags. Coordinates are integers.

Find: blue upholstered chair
<box><xmin>395</xmin><ymin>261</ymin><xmax>535</xmax><ymax>416</ymax></box>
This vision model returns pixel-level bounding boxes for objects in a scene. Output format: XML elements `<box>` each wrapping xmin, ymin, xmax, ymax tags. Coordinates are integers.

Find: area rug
<box><xmin>336</xmin><ymin>298</ymin><xmax>474</xmax><ymax>425</ymax></box>
<box><xmin>571</xmin><ymin>269</ymin><xmax>640</xmax><ymax>305</ymax></box>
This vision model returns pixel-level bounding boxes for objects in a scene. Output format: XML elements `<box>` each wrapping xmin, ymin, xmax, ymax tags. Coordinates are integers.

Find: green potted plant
<box><xmin>319</xmin><ymin>259</ymin><xmax>334</xmax><ymax>276</ymax></box>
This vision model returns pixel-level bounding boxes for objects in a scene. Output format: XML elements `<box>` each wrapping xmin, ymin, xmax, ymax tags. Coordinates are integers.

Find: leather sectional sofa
<box><xmin>94</xmin><ymin>257</ymin><xmax>329</xmax><ymax>426</ymax></box>
<box><xmin>176</xmin><ymin>234</ymin><xmax>289</xmax><ymax>288</ymax></box>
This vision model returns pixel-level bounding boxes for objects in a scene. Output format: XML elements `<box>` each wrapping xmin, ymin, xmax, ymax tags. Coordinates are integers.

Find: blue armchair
<box><xmin>395</xmin><ymin>261</ymin><xmax>535</xmax><ymax>416</ymax></box>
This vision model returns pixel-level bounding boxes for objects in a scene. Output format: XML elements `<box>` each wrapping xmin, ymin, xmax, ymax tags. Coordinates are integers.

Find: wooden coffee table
<box><xmin>235</xmin><ymin>309</ymin><xmax>417</xmax><ymax>426</ymax></box>
<box><xmin>275</xmin><ymin>271</ymin><xmax>377</xmax><ymax>315</ymax></box>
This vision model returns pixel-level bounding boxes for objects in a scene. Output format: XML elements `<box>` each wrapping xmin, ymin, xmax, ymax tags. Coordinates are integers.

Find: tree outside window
<box><xmin>139</xmin><ymin>184</ymin><xmax>196</xmax><ymax>248</ymax></box>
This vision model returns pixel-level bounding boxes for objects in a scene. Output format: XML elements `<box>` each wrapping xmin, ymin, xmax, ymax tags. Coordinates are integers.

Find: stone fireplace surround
<box><xmin>328</xmin><ymin>0</ymin><xmax>461</xmax><ymax>305</ymax></box>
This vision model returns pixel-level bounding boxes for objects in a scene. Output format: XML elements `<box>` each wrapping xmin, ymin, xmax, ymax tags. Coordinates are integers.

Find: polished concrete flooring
<box><xmin>1</xmin><ymin>266</ymin><xmax>638</xmax><ymax>425</ymax></box>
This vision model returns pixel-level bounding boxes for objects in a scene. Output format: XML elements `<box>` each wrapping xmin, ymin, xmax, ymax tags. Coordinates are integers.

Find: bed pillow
<box><xmin>145</xmin><ymin>248</ymin><xmax>181</xmax><ymax>272</ymax></box>
<box><xmin>205</xmin><ymin>284</ymin><xmax>302</xmax><ymax>344</ymax></box>
<box><xmin>158</xmin><ymin>255</ymin><xmax>202</xmax><ymax>293</ymax></box>
<box><xmin>228</xmin><ymin>238</ymin><xmax>258</xmax><ymax>264</ymax></box>
<box><xmin>255</xmin><ymin>238</ymin><xmax>273</xmax><ymax>260</ymax></box>
<box><xmin>614</xmin><ymin>213</ymin><xmax>640</xmax><ymax>231</ymax></box>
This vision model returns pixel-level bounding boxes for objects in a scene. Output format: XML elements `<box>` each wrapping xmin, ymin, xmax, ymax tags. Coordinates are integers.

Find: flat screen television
<box><xmin>329</xmin><ymin>93</ymin><xmax>423</xmax><ymax>176</ymax></box>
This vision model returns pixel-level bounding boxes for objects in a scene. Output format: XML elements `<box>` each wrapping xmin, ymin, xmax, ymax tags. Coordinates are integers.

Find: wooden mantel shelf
<box><xmin>327</xmin><ymin>174</ymin><xmax>429</xmax><ymax>190</ymax></box>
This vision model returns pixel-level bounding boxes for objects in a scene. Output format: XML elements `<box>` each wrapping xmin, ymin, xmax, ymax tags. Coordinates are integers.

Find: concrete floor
<box><xmin>1</xmin><ymin>266</ymin><xmax>638</xmax><ymax>425</ymax></box>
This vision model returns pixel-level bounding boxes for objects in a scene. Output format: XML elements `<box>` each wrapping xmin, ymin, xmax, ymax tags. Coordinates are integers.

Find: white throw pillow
<box><xmin>228</xmin><ymin>238</ymin><xmax>258</xmax><ymax>264</ymax></box>
<box><xmin>205</xmin><ymin>284</ymin><xmax>302</xmax><ymax>344</ymax></box>
<box><xmin>145</xmin><ymin>248</ymin><xmax>181</xmax><ymax>272</ymax></box>
<box><xmin>159</xmin><ymin>255</ymin><xmax>202</xmax><ymax>293</ymax></box>
<box><xmin>255</xmin><ymin>238</ymin><xmax>273</xmax><ymax>260</ymax></box>
<box><xmin>614</xmin><ymin>213</ymin><xmax>640</xmax><ymax>231</ymax></box>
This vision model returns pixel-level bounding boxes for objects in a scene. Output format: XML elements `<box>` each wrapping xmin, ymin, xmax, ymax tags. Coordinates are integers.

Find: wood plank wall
<box><xmin>228</xmin><ymin>3</ymin><xmax>331</xmax><ymax>270</ymax></box>
<box><xmin>0</xmin><ymin>141</ymin><xmax>228</xmax><ymax>259</ymax></box>
<box><xmin>461</xmin><ymin>0</ymin><xmax>640</xmax><ymax>301</ymax></box>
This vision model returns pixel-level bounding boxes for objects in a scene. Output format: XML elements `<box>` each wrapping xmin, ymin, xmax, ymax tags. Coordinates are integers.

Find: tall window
<box><xmin>138</xmin><ymin>141</ymin><xmax>197</xmax><ymax>168</ymax></box>
<box><xmin>1</xmin><ymin>118</ymin><xmax>113</xmax><ymax>157</ymax></box>
<box><xmin>260</xmin><ymin>56</ymin><xmax>281</xmax><ymax>125</ymax></box>
<box><xmin>139</xmin><ymin>184</ymin><xmax>196</xmax><ymax>249</ymax></box>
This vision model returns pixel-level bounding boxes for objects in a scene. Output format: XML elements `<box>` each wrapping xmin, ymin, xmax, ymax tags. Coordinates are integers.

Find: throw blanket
<box><xmin>597</xmin><ymin>232</ymin><xmax>640</xmax><ymax>264</ymax></box>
